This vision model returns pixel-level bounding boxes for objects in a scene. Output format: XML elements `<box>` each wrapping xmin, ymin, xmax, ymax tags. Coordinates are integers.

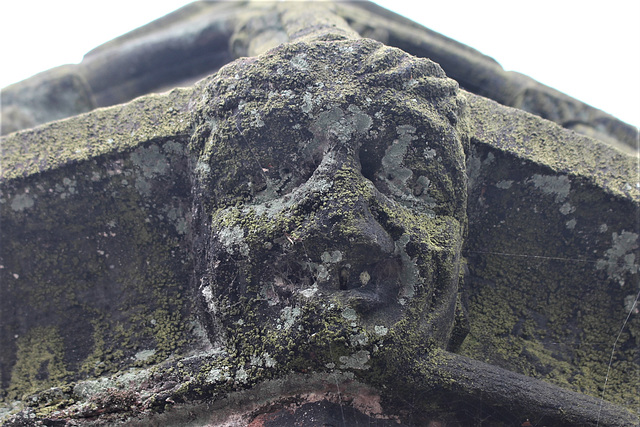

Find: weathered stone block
<box><xmin>464</xmin><ymin>94</ymin><xmax>639</xmax><ymax>409</ymax></box>
<box><xmin>1</xmin><ymin>90</ymin><xmax>202</xmax><ymax>403</ymax></box>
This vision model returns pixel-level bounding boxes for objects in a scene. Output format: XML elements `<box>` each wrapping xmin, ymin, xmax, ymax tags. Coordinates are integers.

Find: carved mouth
<box><xmin>341</xmin><ymin>288</ymin><xmax>385</xmax><ymax>312</ymax></box>
<box><xmin>331</xmin><ymin>258</ymin><xmax>403</xmax><ymax>313</ymax></box>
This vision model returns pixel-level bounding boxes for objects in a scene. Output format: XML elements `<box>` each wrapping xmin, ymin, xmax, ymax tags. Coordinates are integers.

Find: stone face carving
<box><xmin>1</xmin><ymin>2</ymin><xmax>638</xmax><ymax>426</ymax></box>
<box><xmin>191</xmin><ymin>39</ymin><xmax>468</xmax><ymax>356</ymax></box>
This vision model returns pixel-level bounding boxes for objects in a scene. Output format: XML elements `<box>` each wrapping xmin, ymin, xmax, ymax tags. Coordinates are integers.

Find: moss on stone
<box><xmin>0</xmin><ymin>88</ymin><xmax>194</xmax><ymax>182</ymax></box>
<box><xmin>1</xmin><ymin>136</ymin><xmax>197</xmax><ymax>400</ymax></box>
<box><xmin>8</xmin><ymin>327</ymin><xmax>71</xmax><ymax>400</ymax></box>
<box><xmin>2</xmin><ymin>12</ymin><xmax>637</xmax><ymax>424</ymax></box>
<box><xmin>467</xmin><ymin>92</ymin><xmax>639</xmax><ymax>203</ymax></box>
<box><xmin>461</xmin><ymin>143</ymin><xmax>639</xmax><ymax>408</ymax></box>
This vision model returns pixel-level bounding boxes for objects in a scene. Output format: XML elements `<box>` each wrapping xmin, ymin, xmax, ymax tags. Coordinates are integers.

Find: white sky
<box><xmin>1</xmin><ymin>0</ymin><xmax>638</xmax><ymax>128</ymax></box>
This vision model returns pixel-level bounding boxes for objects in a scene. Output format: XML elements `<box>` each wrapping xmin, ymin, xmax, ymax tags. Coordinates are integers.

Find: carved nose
<box><xmin>310</xmin><ymin>155</ymin><xmax>395</xmax><ymax>255</ymax></box>
<box><xmin>326</xmin><ymin>198</ymin><xmax>395</xmax><ymax>256</ymax></box>
<box><xmin>322</xmin><ymin>197</ymin><xmax>401</xmax><ymax>312</ymax></box>
<box><xmin>300</xmin><ymin>158</ymin><xmax>399</xmax><ymax>299</ymax></box>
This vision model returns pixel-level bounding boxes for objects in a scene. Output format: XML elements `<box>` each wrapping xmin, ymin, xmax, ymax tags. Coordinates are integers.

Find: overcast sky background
<box><xmin>1</xmin><ymin>0</ymin><xmax>638</xmax><ymax>128</ymax></box>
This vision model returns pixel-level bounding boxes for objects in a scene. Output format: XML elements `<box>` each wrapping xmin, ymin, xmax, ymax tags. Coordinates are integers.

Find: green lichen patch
<box><xmin>7</xmin><ymin>327</ymin><xmax>71</xmax><ymax>400</ymax></box>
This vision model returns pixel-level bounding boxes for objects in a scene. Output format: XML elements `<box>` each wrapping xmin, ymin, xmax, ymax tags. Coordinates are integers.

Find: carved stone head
<box><xmin>191</xmin><ymin>38</ymin><xmax>469</xmax><ymax>365</ymax></box>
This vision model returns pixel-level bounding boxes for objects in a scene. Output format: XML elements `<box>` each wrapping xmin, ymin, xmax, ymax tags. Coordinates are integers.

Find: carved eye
<box><xmin>358</xmin><ymin>125</ymin><xmax>441</xmax><ymax>216</ymax></box>
<box><xmin>205</xmin><ymin>112</ymin><xmax>323</xmax><ymax>206</ymax></box>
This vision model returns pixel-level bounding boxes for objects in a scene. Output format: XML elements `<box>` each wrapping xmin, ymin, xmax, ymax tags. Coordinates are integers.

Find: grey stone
<box><xmin>1</xmin><ymin>65</ymin><xmax>95</xmax><ymax>135</ymax></box>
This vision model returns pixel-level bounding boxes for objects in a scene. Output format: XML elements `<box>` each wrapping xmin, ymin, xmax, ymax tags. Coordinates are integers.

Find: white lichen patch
<box><xmin>321</xmin><ymin>250</ymin><xmax>343</xmax><ymax>264</ymax></box>
<box><xmin>163</xmin><ymin>140</ymin><xmax>186</xmax><ymax>155</ymax></box>
<box><xmin>62</xmin><ymin>177</ymin><xmax>77</xmax><ymax>195</ymax></box>
<box><xmin>54</xmin><ymin>178</ymin><xmax>77</xmax><ymax>199</ymax></box>
<box><xmin>339</xmin><ymin>44</ymin><xmax>355</xmax><ymax>54</ymax></box>
<box><xmin>73</xmin><ymin>377</ymin><xmax>116</xmax><ymax>400</ymax></box>
<box><xmin>403</xmin><ymin>78</ymin><xmax>419</xmax><ymax>90</ymax></box>
<box><xmin>133</xmin><ymin>349</ymin><xmax>156</xmax><ymax>362</ymax></box>
<box><xmin>341</xmin><ymin>307</ymin><xmax>358</xmax><ymax>322</ymax></box>
<box><xmin>423</xmin><ymin>147</ymin><xmax>437</xmax><ymax>160</ymax></box>
<box><xmin>72</xmin><ymin>368</ymin><xmax>151</xmax><ymax>400</ymax></box>
<box><xmin>302</xmin><ymin>92</ymin><xmax>314</xmax><ymax>114</ymax></box>
<box><xmin>263</xmin><ymin>352</ymin><xmax>277</xmax><ymax>368</ymax></box>
<box><xmin>528</xmin><ymin>174</ymin><xmax>571</xmax><ymax>203</ymax></box>
<box><xmin>134</xmin><ymin>177</ymin><xmax>151</xmax><ymax>195</ymax></box>
<box><xmin>359</xmin><ymin>271</ymin><xmax>370</xmax><ymax>286</ymax></box>
<box><xmin>380</xmin><ymin>125</ymin><xmax>416</xmax><ymax>189</ymax></box>
<box><xmin>250</xmin><ymin>108</ymin><xmax>265</xmax><ymax>127</ymax></box>
<box><xmin>130</xmin><ymin>144</ymin><xmax>170</xmax><ymax>195</ymax></box>
<box><xmin>280</xmin><ymin>306</ymin><xmax>301</xmax><ymax>330</ymax></box>
<box><xmin>235</xmin><ymin>367</ymin><xmax>248</xmax><ymax>383</ymax></box>
<box><xmin>374</xmin><ymin>325</ymin><xmax>388</xmax><ymax>336</ymax></box>
<box><xmin>339</xmin><ymin>350</ymin><xmax>370</xmax><ymax>370</ymax></box>
<box><xmin>252</xmin><ymin>176</ymin><xmax>331</xmax><ymax>215</ymax></box>
<box><xmin>164</xmin><ymin>206</ymin><xmax>188</xmax><ymax>235</ymax></box>
<box><xmin>310</xmin><ymin>106</ymin><xmax>372</xmax><ymax>146</ymax></box>
<box><xmin>496</xmin><ymin>180</ymin><xmax>513</xmax><ymax>189</ymax></box>
<box><xmin>316</xmin><ymin>264</ymin><xmax>330</xmax><ymax>282</ymax></box>
<box><xmin>218</xmin><ymin>225</ymin><xmax>250</xmax><ymax>256</ymax></box>
<box><xmin>559</xmin><ymin>202</ymin><xmax>575</xmax><ymax>215</ymax></box>
<box><xmin>596</xmin><ymin>231</ymin><xmax>639</xmax><ymax>286</ymax></box>
<box><xmin>204</xmin><ymin>117</ymin><xmax>220</xmax><ymax>139</ymax></box>
<box><xmin>206</xmin><ymin>367</ymin><xmax>231</xmax><ymax>384</ymax></box>
<box><xmin>201</xmin><ymin>284</ymin><xmax>217</xmax><ymax>314</ymax></box>
<box><xmin>565</xmin><ymin>219</ymin><xmax>577</xmax><ymax>230</ymax></box>
<box><xmin>466</xmin><ymin>149</ymin><xmax>494</xmax><ymax>192</ymax></box>
<box><xmin>376</xmin><ymin>125</ymin><xmax>436</xmax><ymax>212</ymax></box>
<box><xmin>10</xmin><ymin>193</ymin><xmax>34</xmax><ymax>211</ymax></box>
<box><xmin>194</xmin><ymin>159</ymin><xmax>211</xmax><ymax>177</ymax></box>
<box><xmin>350</xmin><ymin>332</ymin><xmax>368</xmax><ymax>347</ymax></box>
<box><xmin>250</xmin><ymin>354</ymin><xmax>263</xmax><ymax>367</ymax></box>
<box><xmin>299</xmin><ymin>284</ymin><xmax>318</xmax><ymax>298</ymax></box>
<box><xmin>347</xmin><ymin>104</ymin><xmax>373</xmax><ymax>133</ymax></box>
<box><xmin>130</xmin><ymin>144</ymin><xmax>169</xmax><ymax>178</ymax></box>
<box><xmin>290</xmin><ymin>53</ymin><xmax>308</xmax><ymax>70</ymax></box>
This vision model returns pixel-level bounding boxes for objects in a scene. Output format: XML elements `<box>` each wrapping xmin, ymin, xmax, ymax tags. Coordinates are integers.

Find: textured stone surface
<box><xmin>189</xmin><ymin>36</ymin><xmax>468</xmax><ymax>352</ymax></box>
<box><xmin>1</xmin><ymin>2</ymin><xmax>638</xmax><ymax>426</ymax></box>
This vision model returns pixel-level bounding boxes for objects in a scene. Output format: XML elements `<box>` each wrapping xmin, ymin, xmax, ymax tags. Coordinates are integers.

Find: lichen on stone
<box><xmin>596</xmin><ymin>230</ymin><xmax>639</xmax><ymax>286</ymax></box>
